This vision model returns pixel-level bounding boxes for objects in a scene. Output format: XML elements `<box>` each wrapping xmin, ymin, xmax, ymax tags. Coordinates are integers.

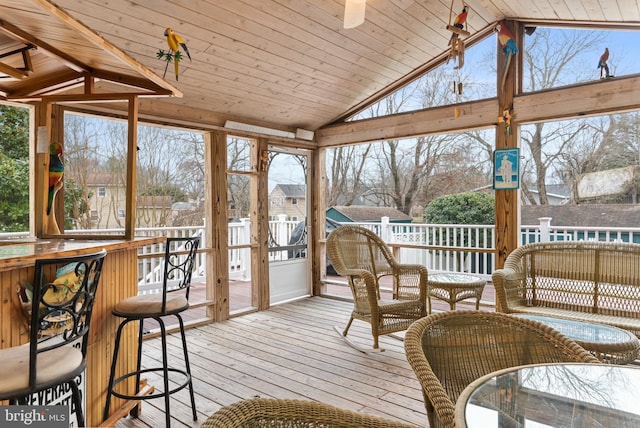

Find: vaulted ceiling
<box><xmin>0</xmin><ymin>0</ymin><xmax>638</xmax><ymax>134</ymax></box>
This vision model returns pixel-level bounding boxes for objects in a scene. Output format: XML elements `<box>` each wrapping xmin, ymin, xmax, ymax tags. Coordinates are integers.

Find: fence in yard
<box><xmin>4</xmin><ymin>216</ymin><xmax>639</xmax><ymax>291</ymax></box>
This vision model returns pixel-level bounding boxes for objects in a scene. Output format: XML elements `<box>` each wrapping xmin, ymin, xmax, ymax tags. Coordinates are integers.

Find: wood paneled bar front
<box><xmin>0</xmin><ymin>237</ymin><xmax>161</xmax><ymax>427</ymax></box>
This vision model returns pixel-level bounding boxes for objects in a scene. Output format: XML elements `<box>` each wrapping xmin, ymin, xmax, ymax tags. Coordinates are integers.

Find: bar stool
<box><xmin>0</xmin><ymin>250</ymin><xmax>107</xmax><ymax>427</ymax></box>
<box><xmin>104</xmin><ymin>237</ymin><xmax>200</xmax><ymax>427</ymax></box>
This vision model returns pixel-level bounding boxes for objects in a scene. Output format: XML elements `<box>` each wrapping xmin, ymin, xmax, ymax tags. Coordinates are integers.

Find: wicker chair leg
<box><xmin>332</xmin><ymin>325</ymin><xmax>384</xmax><ymax>353</ymax></box>
<box><xmin>342</xmin><ymin>316</ymin><xmax>354</xmax><ymax>336</ymax></box>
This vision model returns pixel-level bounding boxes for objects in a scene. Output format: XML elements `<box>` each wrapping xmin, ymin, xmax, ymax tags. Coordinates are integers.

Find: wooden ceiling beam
<box><xmin>0</xmin><ymin>60</ymin><xmax>28</xmax><ymax>79</ymax></box>
<box><xmin>316</xmin><ymin>73</ymin><xmax>640</xmax><ymax>147</ymax></box>
<box><xmin>514</xmin><ymin>74</ymin><xmax>640</xmax><ymax>123</ymax></box>
<box><xmin>21</xmin><ymin>48</ymin><xmax>32</xmax><ymax>72</ymax></box>
<box><xmin>43</xmin><ymin>93</ymin><xmax>159</xmax><ymax>103</ymax></box>
<box><xmin>317</xmin><ymin>99</ymin><xmax>498</xmax><ymax>147</ymax></box>
<box><xmin>0</xmin><ymin>44</ymin><xmax>33</xmax><ymax>60</ymax></box>
<box><xmin>31</xmin><ymin>0</ymin><xmax>181</xmax><ymax>98</ymax></box>
<box><xmin>92</xmin><ymin>70</ymin><xmax>175</xmax><ymax>95</ymax></box>
<box><xmin>0</xmin><ymin>19</ymin><xmax>90</xmax><ymax>73</ymax></box>
<box><xmin>84</xmin><ymin>74</ymin><xmax>94</xmax><ymax>93</ymax></box>
<box><xmin>7</xmin><ymin>69</ymin><xmax>84</xmax><ymax>97</ymax></box>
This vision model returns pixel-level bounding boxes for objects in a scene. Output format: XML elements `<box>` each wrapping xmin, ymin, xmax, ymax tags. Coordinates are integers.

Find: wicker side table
<box><xmin>515</xmin><ymin>314</ymin><xmax>640</xmax><ymax>364</ymax></box>
<box><xmin>427</xmin><ymin>272</ymin><xmax>486</xmax><ymax>313</ymax></box>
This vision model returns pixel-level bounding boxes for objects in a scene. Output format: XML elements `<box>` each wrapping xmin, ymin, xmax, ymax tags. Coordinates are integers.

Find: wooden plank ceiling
<box><xmin>0</xmin><ymin>0</ymin><xmax>181</xmax><ymax>99</ymax></box>
<box><xmin>0</xmin><ymin>0</ymin><xmax>638</xmax><ymax>133</ymax></box>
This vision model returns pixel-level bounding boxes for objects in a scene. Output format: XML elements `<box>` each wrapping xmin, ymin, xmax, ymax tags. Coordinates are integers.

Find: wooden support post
<box><xmin>312</xmin><ymin>148</ymin><xmax>325</xmax><ymax>296</ymax></box>
<box><xmin>124</xmin><ymin>95</ymin><xmax>138</xmax><ymax>239</ymax></box>
<box><xmin>205</xmin><ymin>130</ymin><xmax>229</xmax><ymax>322</ymax></box>
<box><xmin>252</xmin><ymin>138</ymin><xmax>270</xmax><ymax>310</ymax></box>
<box><xmin>494</xmin><ymin>20</ymin><xmax>522</xmax><ymax>269</ymax></box>
<box><xmin>35</xmin><ymin>101</ymin><xmax>49</xmax><ymax>237</ymax></box>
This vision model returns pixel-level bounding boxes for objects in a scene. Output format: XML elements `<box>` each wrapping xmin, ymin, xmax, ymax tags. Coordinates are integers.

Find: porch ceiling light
<box><xmin>344</xmin><ymin>0</ymin><xmax>366</xmax><ymax>29</ymax></box>
<box><xmin>224</xmin><ymin>120</ymin><xmax>296</xmax><ymax>139</ymax></box>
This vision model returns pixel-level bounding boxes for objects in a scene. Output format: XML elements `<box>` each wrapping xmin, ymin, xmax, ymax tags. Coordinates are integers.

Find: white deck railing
<box><xmin>4</xmin><ymin>217</ymin><xmax>640</xmax><ymax>293</ymax></box>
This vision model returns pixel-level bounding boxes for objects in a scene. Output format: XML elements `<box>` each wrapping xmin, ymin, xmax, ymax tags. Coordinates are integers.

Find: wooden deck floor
<box><xmin>113</xmin><ymin>296</ymin><xmax>430</xmax><ymax>427</ymax></box>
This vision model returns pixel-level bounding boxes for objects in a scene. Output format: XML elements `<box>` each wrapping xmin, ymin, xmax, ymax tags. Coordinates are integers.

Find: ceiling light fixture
<box><xmin>343</xmin><ymin>0</ymin><xmax>366</xmax><ymax>29</ymax></box>
<box><xmin>224</xmin><ymin>120</ymin><xmax>296</xmax><ymax>139</ymax></box>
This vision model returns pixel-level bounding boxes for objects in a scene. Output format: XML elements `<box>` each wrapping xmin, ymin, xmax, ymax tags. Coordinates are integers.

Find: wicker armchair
<box><xmin>326</xmin><ymin>225</ymin><xmax>428</xmax><ymax>351</ymax></box>
<box><xmin>202</xmin><ymin>398</ymin><xmax>419</xmax><ymax>428</ymax></box>
<box><xmin>404</xmin><ymin>310</ymin><xmax>600</xmax><ymax>428</ymax></box>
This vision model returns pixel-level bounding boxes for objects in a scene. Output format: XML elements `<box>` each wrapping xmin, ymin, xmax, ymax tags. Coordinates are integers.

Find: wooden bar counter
<box><xmin>0</xmin><ymin>237</ymin><xmax>161</xmax><ymax>427</ymax></box>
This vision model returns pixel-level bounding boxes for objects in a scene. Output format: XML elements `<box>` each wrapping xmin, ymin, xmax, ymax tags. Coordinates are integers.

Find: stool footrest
<box><xmin>109</xmin><ymin>367</ymin><xmax>191</xmax><ymax>401</ymax></box>
<box><xmin>99</xmin><ymin>380</ymin><xmax>154</xmax><ymax>427</ymax></box>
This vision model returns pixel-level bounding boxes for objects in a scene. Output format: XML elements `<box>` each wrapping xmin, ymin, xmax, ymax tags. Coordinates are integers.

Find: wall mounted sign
<box><xmin>493</xmin><ymin>148</ymin><xmax>520</xmax><ymax>190</ymax></box>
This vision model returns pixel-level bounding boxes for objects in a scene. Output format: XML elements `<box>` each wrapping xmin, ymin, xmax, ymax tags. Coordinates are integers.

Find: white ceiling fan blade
<box><xmin>344</xmin><ymin>0</ymin><xmax>366</xmax><ymax>29</ymax></box>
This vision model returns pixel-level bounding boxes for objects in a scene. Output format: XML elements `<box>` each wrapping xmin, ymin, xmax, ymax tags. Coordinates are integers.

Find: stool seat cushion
<box><xmin>0</xmin><ymin>343</ymin><xmax>83</xmax><ymax>396</ymax></box>
<box><xmin>113</xmin><ymin>293</ymin><xmax>189</xmax><ymax>317</ymax></box>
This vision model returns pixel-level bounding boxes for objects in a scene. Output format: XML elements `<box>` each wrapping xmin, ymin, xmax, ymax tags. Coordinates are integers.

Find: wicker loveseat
<box><xmin>492</xmin><ymin>241</ymin><xmax>640</xmax><ymax>339</ymax></box>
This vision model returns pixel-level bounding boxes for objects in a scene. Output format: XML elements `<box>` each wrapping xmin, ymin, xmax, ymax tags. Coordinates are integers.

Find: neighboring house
<box><xmin>269</xmin><ymin>184</ymin><xmax>306</xmax><ymax>221</ymax></box>
<box><xmin>576</xmin><ymin>166</ymin><xmax>640</xmax><ymax>204</ymax></box>
<box><xmin>137</xmin><ymin>196</ymin><xmax>173</xmax><ymax>227</ymax></box>
<box><xmin>87</xmin><ymin>172</ymin><xmax>176</xmax><ymax>228</ymax></box>
<box><xmin>172</xmin><ymin>201</ymin><xmax>204</xmax><ymax>226</ymax></box>
<box><xmin>327</xmin><ymin>205</ymin><xmax>412</xmax><ymax>223</ymax></box>
<box><xmin>522</xmin><ymin>204</ymin><xmax>640</xmax><ymax>228</ymax></box>
<box><xmin>87</xmin><ymin>173</ymin><xmax>127</xmax><ymax>229</ymax></box>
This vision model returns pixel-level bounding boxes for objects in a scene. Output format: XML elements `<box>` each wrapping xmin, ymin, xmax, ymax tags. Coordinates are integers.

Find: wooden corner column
<box><xmin>205</xmin><ymin>130</ymin><xmax>229</xmax><ymax>322</ymax></box>
<box><xmin>494</xmin><ymin>20</ymin><xmax>522</xmax><ymax>269</ymax></box>
<box><xmin>311</xmin><ymin>147</ymin><xmax>325</xmax><ymax>296</ymax></box>
<box><xmin>252</xmin><ymin>137</ymin><xmax>270</xmax><ymax>310</ymax></box>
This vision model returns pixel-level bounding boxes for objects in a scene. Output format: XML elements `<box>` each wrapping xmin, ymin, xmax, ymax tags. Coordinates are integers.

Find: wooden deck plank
<box><xmin>114</xmin><ymin>296</ymin><xmax>428</xmax><ymax>427</ymax></box>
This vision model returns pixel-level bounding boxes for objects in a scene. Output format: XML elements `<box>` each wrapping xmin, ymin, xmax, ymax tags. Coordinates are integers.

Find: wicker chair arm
<box><xmin>202</xmin><ymin>398</ymin><xmax>419</xmax><ymax>427</ymax></box>
<box><xmin>345</xmin><ymin>269</ymin><xmax>382</xmax><ymax>315</ymax></box>
<box><xmin>394</xmin><ymin>263</ymin><xmax>429</xmax><ymax>275</ymax></box>
<box><xmin>391</xmin><ymin>264</ymin><xmax>428</xmax><ymax>300</ymax></box>
<box><xmin>404</xmin><ymin>334</ymin><xmax>455</xmax><ymax>427</ymax></box>
<box><xmin>492</xmin><ymin>267</ymin><xmax>524</xmax><ymax>312</ymax></box>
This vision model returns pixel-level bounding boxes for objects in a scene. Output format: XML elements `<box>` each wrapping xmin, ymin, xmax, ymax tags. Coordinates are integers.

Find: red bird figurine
<box><xmin>598</xmin><ymin>48</ymin><xmax>611</xmax><ymax>79</ymax></box>
<box><xmin>449</xmin><ymin>6</ymin><xmax>468</xmax><ymax>45</ymax></box>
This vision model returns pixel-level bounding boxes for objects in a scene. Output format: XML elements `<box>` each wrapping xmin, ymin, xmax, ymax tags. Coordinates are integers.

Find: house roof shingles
<box><xmin>331</xmin><ymin>206</ymin><xmax>412</xmax><ymax>222</ymax></box>
<box><xmin>522</xmin><ymin>204</ymin><xmax>640</xmax><ymax>228</ymax></box>
<box><xmin>274</xmin><ymin>184</ymin><xmax>306</xmax><ymax>198</ymax></box>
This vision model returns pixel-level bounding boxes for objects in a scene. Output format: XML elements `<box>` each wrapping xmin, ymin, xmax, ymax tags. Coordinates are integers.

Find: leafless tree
<box><xmin>326</xmin><ymin>144</ymin><xmax>371</xmax><ymax>206</ymax></box>
<box><xmin>227</xmin><ymin>137</ymin><xmax>252</xmax><ymax>218</ymax></box>
<box><xmin>362</xmin><ymin>69</ymin><xmax>485</xmax><ymax>215</ymax></box>
<box><xmin>63</xmin><ymin>113</ymin><xmax>103</xmax><ymax>229</ymax></box>
<box><xmin>519</xmin><ymin>28</ymin><xmax>607</xmax><ymax>204</ymax></box>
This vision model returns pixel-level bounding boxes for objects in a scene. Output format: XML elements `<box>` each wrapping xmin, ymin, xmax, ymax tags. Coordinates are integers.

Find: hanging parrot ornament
<box><xmin>598</xmin><ymin>48</ymin><xmax>611</xmax><ymax>79</ymax></box>
<box><xmin>157</xmin><ymin>27</ymin><xmax>192</xmax><ymax>81</ymax></box>
<box><xmin>47</xmin><ymin>142</ymin><xmax>64</xmax><ymax>215</ymax></box>
<box><xmin>449</xmin><ymin>6</ymin><xmax>469</xmax><ymax>46</ymax></box>
<box><xmin>446</xmin><ymin>4</ymin><xmax>470</xmax><ymax>70</ymax></box>
<box><xmin>495</xmin><ymin>22</ymin><xmax>519</xmax><ymax>91</ymax></box>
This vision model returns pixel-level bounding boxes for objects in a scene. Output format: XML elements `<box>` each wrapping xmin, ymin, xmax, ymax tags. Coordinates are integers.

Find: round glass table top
<box><xmin>515</xmin><ymin>314</ymin><xmax>637</xmax><ymax>345</ymax></box>
<box><xmin>428</xmin><ymin>272</ymin><xmax>485</xmax><ymax>285</ymax></box>
<box><xmin>456</xmin><ymin>363</ymin><xmax>640</xmax><ymax>428</ymax></box>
